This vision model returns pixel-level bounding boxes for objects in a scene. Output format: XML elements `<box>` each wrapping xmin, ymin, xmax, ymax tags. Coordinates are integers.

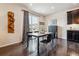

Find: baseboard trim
<box><xmin>57</xmin><ymin>38</ymin><xmax>66</xmax><ymax>40</ymax></box>
<box><xmin>0</xmin><ymin>42</ymin><xmax>22</xmax><ymax>49</ymax></box>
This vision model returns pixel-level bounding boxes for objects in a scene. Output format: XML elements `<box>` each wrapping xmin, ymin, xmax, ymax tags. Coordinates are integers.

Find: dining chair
<box><xmin>40</xmin><ymin>33</ymin><xmax>55</xmax><ymax>55</ymax></box>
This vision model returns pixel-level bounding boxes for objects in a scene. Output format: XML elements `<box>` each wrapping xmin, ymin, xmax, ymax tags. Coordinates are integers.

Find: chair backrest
<box><xmin>47</xmin><ymin>33</ymin><xmax>55</xmax><ymax>42</ymax></box>
<box><xmin>47</xmin><ymin>34</ymin><xmax>52</xmax><ymax>42</ymax></box>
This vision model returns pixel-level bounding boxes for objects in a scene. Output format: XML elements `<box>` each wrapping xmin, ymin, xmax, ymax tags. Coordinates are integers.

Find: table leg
<box><xmin>37</xmin><ymin>37</ymin><xmax>40</xmax><ymax>56</ymax></box>
<box><xmin>27</xmin><ymin>37</ymin><xmax>29</xmax><ymax>48</ymax></box>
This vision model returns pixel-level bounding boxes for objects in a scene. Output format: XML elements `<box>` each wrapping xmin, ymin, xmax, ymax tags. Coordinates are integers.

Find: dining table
<box><xmin>27</xmin><ymin>32</ymin><xmax>52</xmax><ymax>56</ymax></box>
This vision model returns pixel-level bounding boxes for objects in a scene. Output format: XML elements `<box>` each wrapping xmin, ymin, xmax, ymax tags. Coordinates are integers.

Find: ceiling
<box><xmin>23</xmin><ymin>3</ymin><xmax>79</xmax><ymax>16</ymax></box>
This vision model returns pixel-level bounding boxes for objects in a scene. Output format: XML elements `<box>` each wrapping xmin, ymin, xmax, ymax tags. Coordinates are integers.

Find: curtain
<box><xmin>22</xmin><ymin>10</ymin><xmax>29</xmax><ymax>45</ymax></box>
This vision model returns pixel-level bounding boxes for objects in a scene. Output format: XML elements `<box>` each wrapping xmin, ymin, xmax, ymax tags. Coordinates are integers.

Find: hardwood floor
<box><xmin>48</xmin><ymin>39</ymin><xmax>79</xmax><ymax>56</ymax></box>
<box><xmin>0</xmin><ymin>43</ymin><xmax>30</xmax><ymax>56</ymax></box>
<box><xmin>0</xmin><ymin>38</ymin><xmax>79</xmax><ymax>56</ymax></box>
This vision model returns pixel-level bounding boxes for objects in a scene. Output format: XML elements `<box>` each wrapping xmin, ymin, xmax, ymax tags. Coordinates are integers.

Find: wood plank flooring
<box><xmin>0</xmin><ymin>38</ymin><xmax>79</xmax><ymax>56</ymax></box>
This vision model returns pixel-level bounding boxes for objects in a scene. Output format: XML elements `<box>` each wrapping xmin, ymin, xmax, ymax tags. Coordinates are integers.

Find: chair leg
<box><xmin>44</xmin><ymin>44</ymin><xmax>48</xmax><ymax>56</ymax></box>
<box><xmin>46</xmin><ymin>45</ymin><xmax>48</xmax><ymax>56</ymax></box>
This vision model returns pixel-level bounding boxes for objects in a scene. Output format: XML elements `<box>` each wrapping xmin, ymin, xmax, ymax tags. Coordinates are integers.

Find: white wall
<box><xmin>0</xmin><ymin>4</ymin><xmax>24</xmax><ymax>47</ymax></box>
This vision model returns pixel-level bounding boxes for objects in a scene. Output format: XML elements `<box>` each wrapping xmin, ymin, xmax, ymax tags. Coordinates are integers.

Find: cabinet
<box><xmin>67</xmin><ymin>11</ymin><xmax>72</xmax><ymax>24</ymax></box>
<box><xmin>67</xmin><ymin>9</ymin><xmax>79</xmax><ymax>24</ymax></box>
<box><xmin>67</xmin><ymin>30</ymin><xmax>79</xmax><ymax>43</ymax></box>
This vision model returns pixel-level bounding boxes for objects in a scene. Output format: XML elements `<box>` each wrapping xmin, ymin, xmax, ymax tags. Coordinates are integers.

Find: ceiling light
<box><xmin>51</xmin><ymin>6</ymin><xmax>55</xmax><ymax>9</ymax></box>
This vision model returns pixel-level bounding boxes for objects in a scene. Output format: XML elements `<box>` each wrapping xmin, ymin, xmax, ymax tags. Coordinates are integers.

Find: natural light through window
<box><xmin>29</xmin><ymin>13</ymin><xmax>39</xmax><ymax>32</ymax></box>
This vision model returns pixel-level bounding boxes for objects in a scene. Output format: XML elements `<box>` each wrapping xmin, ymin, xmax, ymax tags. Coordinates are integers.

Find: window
<box><xmin>29</xmin><ymin>13</ymin><xmax>39</xmax><ymax>32</ymax></box>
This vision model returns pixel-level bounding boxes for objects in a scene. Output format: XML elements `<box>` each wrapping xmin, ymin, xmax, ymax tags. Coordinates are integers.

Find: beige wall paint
<box><xmin>0</xmin><ymin>4</ymin><xmax>24</xmax><ymax>47</ymax></box>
